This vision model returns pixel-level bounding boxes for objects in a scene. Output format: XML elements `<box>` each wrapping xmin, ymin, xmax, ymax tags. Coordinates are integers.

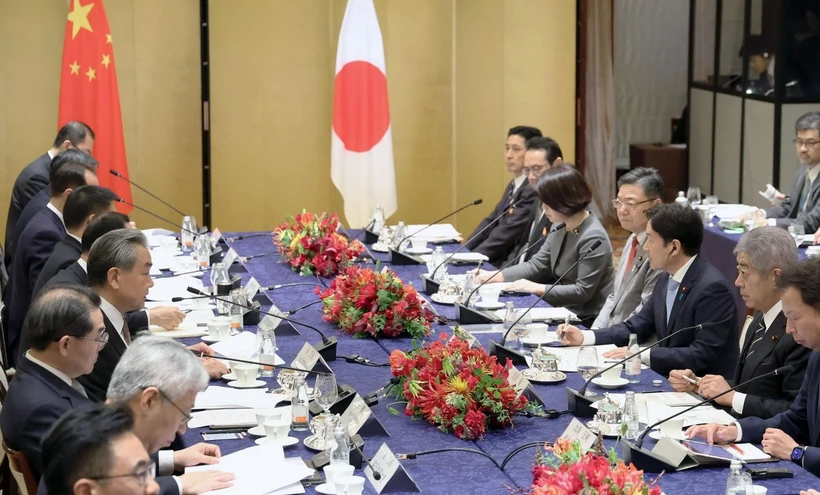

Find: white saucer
<box><xmin>201</xmin><ymin>335</ymin><xmax>227</xmax><ymax>343</ymax></box>
<box><xmin>316</xmin><ymin>483</ymin><xmax>336</xmax><ymax>495</ymax></box>
<box><xmin>221</xmin><ymin>372</ymin><xmax>237</xmax><ymax>381</ymax></box>
<box><xmin>522</xmin><ymin>369</ymin><xmax>566</xmax><ymax>383</ymax></box>
<box><xmin>648</xmin><ymin>430</ymin><xmax>687</xmax><ymax>441</ymax></box>
<box><xmin>254</xmin><ymin>436</ymin><xmax>298</xmax><ymax>446</ymax></box>
<box><xmin>406</xmin><ymin>247</ymin><xmax>433</xmax><ymax>255</ymax></box>
<box><xmin>476</xmin><ymin>301</ymin><xmax>505</xmax><ymax>310</ymax></box>
<box><xmin>248</xmin><ymin>426</ymin><xmax>266</xmax><ymax>436</ymax></box>
<box><xmin>371</xmin><ymin>243</ymin><xmax>390</xmax><ymax>253</ymax></box>
<box><xmin>431</xmin><ymin>293</ymin><xmax>458</xmax><ymax>305</ymax></box>
<box><xmin>227</xmin><ymin>380</ymin><xmax>266</xmax><ymax>389</ymax></box>
<box><xmin>591</xmin><ymin>377</ymin><xmax>630</xmax><ymax>389</ymax></box>
<box><xmin>521</xmin><ymin>335</ymin><xmax>558</xmax><ymax>346</ymax></box>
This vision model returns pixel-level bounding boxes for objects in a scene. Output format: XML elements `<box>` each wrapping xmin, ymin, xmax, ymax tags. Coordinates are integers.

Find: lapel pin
<box><xmin>771</xmin><ymin>335</ymin><xmax>777</xmax><ymax>342</ymax></box>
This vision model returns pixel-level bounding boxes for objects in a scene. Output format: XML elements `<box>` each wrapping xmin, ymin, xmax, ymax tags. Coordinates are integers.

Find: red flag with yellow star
<box><xmin>59</xmin><ymin>0</ymin><xmax>132</xmax><ymax>207</ymax></box>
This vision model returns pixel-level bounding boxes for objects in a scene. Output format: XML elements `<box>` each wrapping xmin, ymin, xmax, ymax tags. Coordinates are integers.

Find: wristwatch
<box><xmin>790</xmin><ymin>446</ymin><xmax>806</xmax><ymax>465</ymax></box>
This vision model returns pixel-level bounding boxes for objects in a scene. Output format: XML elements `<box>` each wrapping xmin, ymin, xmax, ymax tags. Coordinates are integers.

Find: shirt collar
<box><xmin>25</xmin><ymin>351</ymin><xmax>73</xmax><ymax>387</ymax></box>
<box><xmin>47</xmin><ymin>149</ymin><xmax>56</xmax><ymax>160</ymax></box>
<box><xmin>763</xmin><ymin>300</ymin><xmax>783</xmax><ymax>330</ymax></box>
<box><xmin>77</xmin><ymin>258</ymin><xmax>88</xmax><ymax>272</ymax></box>
<box><xmin>807</xmin><ymin>164</ymin><xmax>820</xmax><ymax>184</ymax></box>
<box><xmin>67</xmin><ymin>233</ymin><xmax>82</xmax><ymax>244</ymax></box>
<box><xmin>46</xmin><ymin>202</ymin><xmax>65</xmax><ymax>227</ymax></box>
<box><xmin>635</xmin><ymin>231</ymin><xmax>648</xmax><ymax>246</ymax></box>
<box><xmin>512</xmin><ymin>174</ymin><xmax>527</xmax><ymax>194</ymax></box>
<box><xmin>671</xmin><ymin>255</ymin><xmax>697</xmax><ymax>283</ymax></box>
<box><xmin>99</xmin><ymin>295</ymin><xmax>125</xmax><ymax>342</ymax></box>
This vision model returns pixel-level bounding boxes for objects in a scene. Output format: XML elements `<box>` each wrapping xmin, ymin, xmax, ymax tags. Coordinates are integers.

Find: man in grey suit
<box><xmin>765</xmin><ymin>111</ymin><xmax>820</xmax><ymax>232</ymax></box>
<box><xmin>592</xmin><ymin>168</ymin><xmax>663</xmax><ymax>328</ymax></box>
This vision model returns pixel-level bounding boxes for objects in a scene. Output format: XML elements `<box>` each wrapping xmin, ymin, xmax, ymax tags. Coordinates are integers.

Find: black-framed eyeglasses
<box><xmin>89</xmin><ymin>460</ymin><xmax>156</xmax><ymax>486</ymax></box>
<box><xmin>74</xmin><ymin>329</ymin><xmax>109</xmax><ymax>349</ymax></box>
<box><xmin>156</xmin><ymin>388</ymin><xmax>193</xmax><ymax>424</ymax></box>
<box><xmin>611</xmin><ymin>198</ymin><xmax>658</xmax><ymax>210</ymax></box>
<box><xmin>523</xmin><ymin>164</ymin><xmax>550</xmax><ymax>175</ymax></box>
<box><xmin>793</xmin><ymin>139</ymin><xmax>820</xmax><ymax>148</ymax></box>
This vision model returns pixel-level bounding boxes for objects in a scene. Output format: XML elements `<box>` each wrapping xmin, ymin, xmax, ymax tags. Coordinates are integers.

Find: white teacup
<box><xmin>659</xmin><ymin>418</ymin><xmax>685</xmax><ymax>439</ymax></box>
<box><xmin>176</xmin><ymin>257</ymin><xmax>198</xmax><ymax>272</ymax></box>
<box><xmin>527</xmin><ymin>323</ymin><xmax>550</xmax><ymax>341</ymax></box>
<box><xmin>600</xmin><ymin>366</ymin><xmax>622</xmax><ymax>383</ymax></box>
<box><xmin>334</xmin><ymin>475</ymin><xmax>366</xmax><ymax>495</ymax></box>
<box><xmin>264</xmin><ymin>419</ymin><xmax>290</xmax><ymax>443</ymax></box>
<box><xmin>255</xmin><ymin>408</ymin><xmax>286</xmax><ymax>429</ymax></box>
<box><xmin>750</xmin><ymin>486</ymin><xmax>767</xmax><ymax>495</ymax></box>
<box><xmin>159</xmin><ymin>237</ymin><xmax>179</xmax><ymax>250</ymax></box>
<box><xmin>410</xmin><ymin>238</ymin><xmax>427</xmax><ymax>250</ymax></box>
<box><xmin>207</xmin><ymin>319</ymin><xmax>230</xmax><ymax>339</ymax></box>
<box><xmin>323</xmin><ymin>464</ymin><xmax>355</xmax><ymax>487</ymax></box>
<box><xmin>478</xmin><ymin>286</ymin><xmax>502</xmax><ymax>305</ymax></box>
<box><xmin>234</xmin><ymin>364</ymin><xmax>259</xmax><ymax>385</ymax></box>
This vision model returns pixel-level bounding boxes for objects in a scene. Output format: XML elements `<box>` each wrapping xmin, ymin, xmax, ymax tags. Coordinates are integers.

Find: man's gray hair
<box><xmin>734</xmin><ymin>226</ymin><xmax>798</xmax><ymax>273</ymax></box>
<box><xmin>796</xmin><ymin>111</ymin><xmax>820</xmax><ymax>133</ymax></box>
<box><xmin>107</xmin><ymin>335</ymin><xmax>208</xmax><ymax>402</ymax></box>
<box><xmin>87</xmin><ymin>229</ymin><xmax>148</xmax><ymax>287</ymax></box>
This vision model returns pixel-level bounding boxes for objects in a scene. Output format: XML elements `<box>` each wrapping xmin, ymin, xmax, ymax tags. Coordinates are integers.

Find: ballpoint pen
<box><xmin>729</xmin><ymin>443</ymin><xmax>746</xmax><ymax>455</ymax></box>
<box><xmin>672</xmin><ymin>371</ymin><xmax>701</xmax><ymax>385</ymax></box>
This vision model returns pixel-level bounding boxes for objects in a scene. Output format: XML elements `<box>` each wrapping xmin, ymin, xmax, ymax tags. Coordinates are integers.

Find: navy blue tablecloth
<box><xmin>175</xmin><ymin>232</ymin><xmax>819</xmax><ymax>494</ymax></box>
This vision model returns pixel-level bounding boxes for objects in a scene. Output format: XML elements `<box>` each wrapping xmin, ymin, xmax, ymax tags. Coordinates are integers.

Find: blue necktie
<box><xmin>666</xmin><ymin>278</ymin><xmax>680</xmax><ymax>325</ymax></box>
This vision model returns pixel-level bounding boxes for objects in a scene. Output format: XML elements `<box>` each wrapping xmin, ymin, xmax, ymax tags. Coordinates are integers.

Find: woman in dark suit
<box><xmin>476</xmin><ymin>165</ymin><xmax>615</xmax><ymax>326</ymax></box>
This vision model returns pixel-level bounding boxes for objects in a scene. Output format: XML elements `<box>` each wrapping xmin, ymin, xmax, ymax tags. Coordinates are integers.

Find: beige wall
<box><xmin>210</xmin><ymin>0</ymin><xmax>576</xmax><ymax>231</ymax></box>
<box><xmin>0</xmin><ymin>0</ymin><xmax>202</xmax><ymax>236</ymax></box>
<box><xmin>1</xmin><ymin>0</ymin><xmax>576</xmax><ymax>235</ymax></box>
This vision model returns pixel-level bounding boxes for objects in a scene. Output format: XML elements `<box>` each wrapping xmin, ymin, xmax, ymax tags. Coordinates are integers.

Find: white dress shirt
<box><xmin>731</xmin><ymin>301</ymin><xmax>783</xmax><ymax>414</ymax></box>
<box><xmin>46</xmin><ymin>202</ymin><xmax>65</xmax><ymax>229</ymax></box>
<box><xmin>77</xmin><ymin>258</ymin><xmax>87</xmax><ymax>272</ymax></box>
<box><xmin>25</xmin><ymin>351</ymin><xmax>72</xmax><ymax>387</ymax></box>
<box><xmin>512</xmin><ymin>174</ymin><xmax>527</xmax><ymax>195</ymax></box>
<box><xmin>592</xmin><ymin>231</ymin><xmax>647</xmax><ymax>329</ymax></box>
<box><xmin>98</xmin><ymin>296</ymin><xmax>128</xmax><ymax>347</ymax></box>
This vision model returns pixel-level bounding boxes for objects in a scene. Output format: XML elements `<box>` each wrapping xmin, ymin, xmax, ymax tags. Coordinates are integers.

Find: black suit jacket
<box><xmin>6</xmin><ymin>188</ymin><xmax>51</xmax><ymax>271</ymax></box>
<box><xmin>0</xmin><ymin>355</ymin><xmax>90</xmax><ymax>480</ymax></box>
<box><xmin>32</xmin><ymin>235</ymin><xmax>82</xmax><ymax>298</ymax></box>
<box><xmin>464</xmin><ymin>179</ymin><xmax>538</xmax><ymax>266</ymax></box>
<box><xmin>3</xmin><ymin>208</ymin><xmax>66</xmax><ymax>365</ymax></box>
<box><xmin>593</xmin><ymin>256</ymin><xmax>739</xmax><ymax>378</ymax></box>
<box><xmin>730</xmin><ymin>311</ymin><xmax>810</xmax><ymax>419</ymax></box>
<box><xmin>5</xmin><ymin>153</ymin><xmax>51</xmax><ymax>266</ymax></box>
<box><xmin>77</xmin><ymin>313</ymin><xmax>129</xmax><ymax>402</ymax></box>
<box><xmin>505</xmin><ymin>201</ymin><xmax>551</xmax><ymax>264</ymax></box>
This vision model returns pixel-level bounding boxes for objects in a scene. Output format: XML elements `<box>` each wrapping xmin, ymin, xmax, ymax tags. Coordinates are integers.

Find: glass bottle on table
<box><xmin>621</xmin><ymin>391</ymin><xmax>639</xmax><ymax>441</ymax></box>
<box><xmin>625</xmin><ymin>333</ymin><xmax>641</xmax><ymax>384</ymax></box>
<box><xmin>394</xmin><ymin>222</ymin><xmax>408</xmax><ymax>252</ymax></box>
<box><xmin>431</xmin><ymin>246</ymin><xmax>448</xmax><ymax>281</ymax></box>
<box><xmin>181</xmin><ymin>216</ymin><xmax>197</xmax><ymax>252</ymax></box>
<box><xmin>229</xmin><ymin>288</ymin><xmax>246</xmax><ymax>333</ymax></box>
<box><xmin>213</xmin><ymin>268</ymin><xmax>233</xmax><ymax>315</ymax></box>
<box><xmin>330</xmin><ymin>422</ymin><xmax>351</xmax><ymax>466</ymax></box>
<box><xmin>372</xmin><ymin>204</ymin><xmax>385</xmax><ymax>231</ymax></box>
<box><xmin>257</xmin><ymin>328</ymin><xmax>277</xmax><ymax>377</ymax></box>
<box><xmin>195</xmin><ymin>235</ymin><xmax>211</xmax><ymax>269</ymax></box>
<box><xmin>725</xmin><ymin>460</ymin><xmax>753</xmax><ymax>495</ymax></box>
<box><xmin>502</xmin><ymin>302</ymin><xmax>517</xmax><ymax>343</ymax></box>
<box><xmin>209</xmin><ymin>262</ymin><xmax>226</xmax><ymax>294</ymax></box>
<box><xmin>291</xmin><ymin>375</ymin><xmax>310</xmax><ymax>432</ymax></box>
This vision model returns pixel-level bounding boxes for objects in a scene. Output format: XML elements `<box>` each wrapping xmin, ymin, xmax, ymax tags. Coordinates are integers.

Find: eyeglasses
<box><xmin>75</xmin><ymin>330</ymin><xmax>109</xmax><ymax>350</ymax></box>
<box><xmin>89</xmin><ymin>460</ymin><xmax>156</xmax><ymax>486</ymax></box>
<box><xmin>611</xmin><ymin>198</ymin><xmax>658</xmax><ymax>210</ymax></box>
<box><xmin>523</xmin><ymin>164</ymin><xmax>549</xmax><ymax>175</ymax></box>
<box><xmin>793</xmin><ymin>139</ymin><xmax>820</xmax><ymax>148</ymax></box>
<box><xmin>156</xmin><ymin>388</ymin><xmax>194</xmax><ymax>425</ymax></box>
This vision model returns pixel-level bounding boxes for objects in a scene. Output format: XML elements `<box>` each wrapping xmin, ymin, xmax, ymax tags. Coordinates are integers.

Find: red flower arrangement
<box><xmin>316</xmin><ymin>265</ymin><xmax>434</xmax><ymax>339</ymax></box>
<box><xmin>388</xmin><ymin>334</ymin><xmax>528</xmax><ymax>440</ymax></box>
<box><xmin>529</xmin><ymin>438</ymin><xmax>662</xmax><ymax>495</ymax></box>
<box><xmin>273</xmin><ymin>211</ymin><xmax>363</xmax><ymax>277</ymax></box>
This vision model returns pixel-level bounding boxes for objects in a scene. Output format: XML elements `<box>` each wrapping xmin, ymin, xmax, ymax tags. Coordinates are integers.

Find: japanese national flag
<box><xmin>331</xmin><ymin>0</ymin><xmax>397</xmax><ymax>228</ymax></box>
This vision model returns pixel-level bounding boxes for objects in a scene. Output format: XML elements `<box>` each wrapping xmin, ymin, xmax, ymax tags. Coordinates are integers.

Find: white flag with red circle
<box><xmin>331</xmin><ymin>0</ymin><xmax>397</xmax><ymax>228</ymax></box>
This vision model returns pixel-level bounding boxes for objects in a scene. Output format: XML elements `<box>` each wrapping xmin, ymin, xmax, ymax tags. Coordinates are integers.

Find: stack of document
<box><xmin>545</xmin><ymin>345</ymin><xmax>617</xmax><ymax>372</ymax></box>
<box><xmin>591</xmin><ymin>392</ymin><xmax>736</xmax><ymax>427</ymax></box>
<box><xmin>194</xmin><ymin>388</ymin><xmax>285</xmax><ymax>410</ymax></box>
<box><xmin>147</xmin><ymin>275</ymin><xmax>204</xmax><ymax>302</ymax></box>
<box><xmin>188</xmin><ymin>446</ymin><xmax>314</xmax><ymax>495</ymax></box>
<box><xmin>402</xmin><ymin>223</ymin><xmax>461</xmax><ymax>242</ymax></box>
<box><xmin>493</xmin><ymin>307</ymin><xmax>577</xmax><ymax>322</ymax></box>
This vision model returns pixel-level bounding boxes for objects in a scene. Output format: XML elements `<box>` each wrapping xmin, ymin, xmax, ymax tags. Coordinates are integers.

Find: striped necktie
<box><xmin>745</xmin><ymin>317</ymin><xmax>767</xmax><ymax>360</ymax></box>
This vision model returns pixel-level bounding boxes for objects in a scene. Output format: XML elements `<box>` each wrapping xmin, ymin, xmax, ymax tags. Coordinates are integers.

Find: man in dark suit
<box><xmin>687</xmin><ymin>257</ymin><xmax>820</xmax><ymax>476</ymax></box>
<box><xmin>6</xmin><ymin>149</ymin><xmax>99</xmax><ymax>270</ymax></box>
<box><xmin>105</xmin><ymin>336</ymin><xmax>235</xmax><ymax>494</ymax></box>
<box><xmin>765</xmin><ymin>112</ymin><xmax>820</xmax><ymax>232</ymax></box>
<box><xmin>5</xmin><ymin>121</ymin><xmax>95</xmax><ymax>264</ymax></box>
<box><xmin>671</xmin><ymin>227</ymin><xmax>810</xmax><ymax>418</ymax></box>
<box><xmin>505</xmin><ymin>136</ymin><xmax>564</xmax><ymax>265</ymax></box>
<box><xmin>0</xmin><ymin>284</ymin><xmax>102</xmax><ymax>480</ymax></box>
<box><xmin>560</xmin><ymin>204</ymin><xmax>739</xmax><ymax>378</ymax></box>
<box><xmin>464</xmin><ymin>126</ymin><xmax>542</xmax><ymax>266</ymax></box>
<box><xmin>2</xmin><ymin>166</ymin><xmax>101</xmax><ymax>365</ymax></box>
<box><xmin>40</xmin><ymin>405</ymin><xmax>161</xmax><ymax>495</ymax></box>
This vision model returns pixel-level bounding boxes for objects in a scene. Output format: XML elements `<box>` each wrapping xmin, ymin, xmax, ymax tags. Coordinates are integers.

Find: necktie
<box><xmin>665</xmin><ymin>279</ymin><xmax>680</xmax><ymax>325</ymax></box>
<box><xmin>622</xmin><ymin>236</ymin><xmax>639</xmax><ymax>284</ymax></box>
<box><xmin>121</xmin><ymin>318</ymin><xmax>132</xmax><ymax>346</ymax></box>
<box><xmin>745</xmin><ymin>317</ymin><xmax>767</xmax><ymax>360</ymax></box>
<box><xmin>71</xmin><ymin>379</ymin><xmax>88</xmax><ymax>398</ymax></box>
<box><xmin>799</xmin><ymin>175</ymin><xmax>812</xmax><ymax>213</ymax></box>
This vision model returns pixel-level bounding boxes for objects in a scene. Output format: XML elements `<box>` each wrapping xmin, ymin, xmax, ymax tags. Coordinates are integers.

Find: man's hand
<box><xmin>814</xmin><ymin>228</ymin><xmax>820</xmax><ymax>245</ymax></box>
<box><xmin>473</xmin><ymin>269</ymin><xmax>504</xmax><ymax>284</ymax></box>
<box><xmin>698</xmin><ymin>374</ymin><xmax>734</xmax><ymax>406</ymax></box>
<box><xmin>602</xmin><ymin>347</ymin><xmax>628</xmax><ymax>359</ymax></box>
<box><xmin>178</xmin><ymin>471</ymin><xmax>235</xmax><ymax>495</ymax></box>
<box><xmin>173</xmin><ymin>443</ymin><xmax>221</xmax><ymax>470</ymax></box>
<box><xmin>761</xmin><ymin>428</ymin><xmax>799</xmax><ymax>460</ymax></box>
<box><xmin>504</xmin><ymin>279</ymin><xmax>544</xmax><ymax>295</ymax></box>
<box><xmin>188</xmin><ymin>342</ymin><xmax>216</xmax><ymax>356</ymax></box>
<box><xmin>686</xmin><ymin>423</ymin><xmax>738</xmax><ymax>445</ymax></box>
<box><xmin>557</xmin><ymin>324</ymin><xmax>583</xmax><ymax>346</ymax></box>
<box><xmin>668</xmin><ymin>369</ymin><xmax>698</xmax><ymax>392</ymax></box>
<box><xmin>201</xmin><ymin>358</ymin><xmax>229</xmax><ymax>379</ymax></box>
<box><xmin>148</xmin><ymin>306</ymin><xmax>185</xmax><ymax>330</ymax></box>
<box><xmin>800</xmin><ymin>490</ymin><xmax>820</xmax><ymax>495</ymax></box>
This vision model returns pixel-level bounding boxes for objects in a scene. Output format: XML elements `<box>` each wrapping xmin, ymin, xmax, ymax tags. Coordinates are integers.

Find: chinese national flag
<box><xmin>58</xmin><ymin>0</ymin><xmax>132</xmax><ymax>207</ymax></box>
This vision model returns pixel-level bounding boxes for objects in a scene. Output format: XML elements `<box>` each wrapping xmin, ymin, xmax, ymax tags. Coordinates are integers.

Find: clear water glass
<box><xmin>513</xmin><ymin>310</ymin><xmax>533</xmax><ymax>354</ymax></box>
<box><xmin>686</xmin><ymin>187</ymin><xmax>701</xmax><ymax>207</ymax></box>
<box><xmin>577</xmin><ymin>347</ymin><xmax>600</xmax><ymax>396</ymax></box>
<box><xmin>314</xmin><ymin>374</ymin><xmax>339</xmax><ymax>417</ymax></box>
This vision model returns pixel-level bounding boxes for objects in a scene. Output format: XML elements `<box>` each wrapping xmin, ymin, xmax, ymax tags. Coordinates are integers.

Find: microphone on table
<box><xmin>488</xmin><ymin>239</ymin><xmax>603</xmax><ymax>367</ymax></box>
<box><xmin>259</xmin><ymin>282</ymin><xmax>323</xmax><ymax>292</ymax></box>
<box><xmin>337</xmin><ymin>219</ymin><xmax>383</xmax><ymax>264</ymax></box>
<box><xmin>286</xmin><ymin>299</ymin><xmax>324</xmax><ymax>315</ymax></box>
<box><xmin>117</xmin><ymin>198</ymin><xmax>198</xmax><ymax>236</ymax></box>
<box><xmin>241</xmin><ymin>251</ymin><xmax>277</xmax><ymax>262</ymax></box>
<box><xmin>175</xmin><ymin>287</ymin><xmax>338</xmax><ymax>361</ymax></box>
<box><xmin>227</xmin><ymin>232</ymin><xmax>273</xmax><ymax>242</ymax></box>
<box><xmin>353</xmin><ymin>442</ymin><xmax>382</xmax><ymax>480</ymax></box>
<box><xmin>196</xmin><ymin>352</ymin><xmax>332</xmax><ymax>376</ymax></box>
<box><xmin>109</xmin><ymin>169</ymin><xmax>187</xmax><ymax>217</ymax></box>
<box><xmin>623</xmin><ymin>365</ymin><xmax>794</xmax><ymax>472</ymax></box>
<box><xmin>390</xmin><ymin>199</ymin><xmax>483</xmax><ymax>265</ymax></box>
<box><xmin>567</xmin><ymin>314</ymin><xmax>736</xmax><ymax>418</ymax></box>
<box><xmin>425</xmin><ymin>201</ymin><xmax>516</xmax><ymax>288</ymax></box>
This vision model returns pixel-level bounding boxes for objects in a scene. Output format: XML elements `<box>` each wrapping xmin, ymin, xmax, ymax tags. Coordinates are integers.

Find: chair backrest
<box><xmin>3</xmin><ymin>441</ymin><xmax>37</xmax><ymax>495</ymax></box>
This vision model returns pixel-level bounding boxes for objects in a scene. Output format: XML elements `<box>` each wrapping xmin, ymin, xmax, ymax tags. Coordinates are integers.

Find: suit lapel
<box><xmin>44</xmin><ymin>207</ymin><xmax>66</xmax><ymax>236</ymax></box>
<box><xmin>104</xmin><ymin>314</ymin><xmax>128</xmax><ymax>356</ymax></box>
<box><xmin>791</xmin><ymin>167</ymin><xmax>809</xmax><ymax>217</ymax></box>
<box><xmin>529</xmin><ymin>210</ymin><xmax>549</xmax><ymax>246</ymax></box>
<box><xmin>65</xmin><ymin>235</ymin><xmax>82</xmax><ymax>254</ymax></box>
<box><xmin>19</xmin><ymin>356</ymin><xmax>87</xmax><ymax>406</ymax></box>
<box><xmin>549</xmin><ymin>226</ymin><xmax>566</xmax><ymax>273</ymax></box>
<box><xmin>741</xmin><ymin>312</ymin><xmax>786</xmax><ymax>382</ymax></box>
<box><xmin>70</xmin><ymin>262</ymin><xmax>88</xmax><ymax>284</ymax></box>
<box><xmin>614</xmin><ymin>238</ymin><xmax>648</xmax><ymax>303</ymax></box>
<box><xmin>667</xmin><ymin>257</ymin><xmax>704</xmax><ymax>331</ymax></box>
<box><xmin>736</xmin><ymin>312</ymin><xmax>765</xmax><ymax>380</ymax></box>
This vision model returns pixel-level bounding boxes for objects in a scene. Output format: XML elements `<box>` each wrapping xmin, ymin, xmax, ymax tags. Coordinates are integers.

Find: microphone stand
<box><xmin>622</xmin><ymin>365</ymin><xmax>792</xmax><ymax>473</ymax></box>
<box><xmin>421</xmin><ymin>203</ymin><xmax>516</xmax><ymax>295</ymax></box>
<box><xmin>110</xmin><ymin>169</ymin><xmax>187</xmax><ymax>217</ymax></box>
<box><xmin>389</xmin><ymin>199</ymin><xmax>482</xmax><ymax>265</ymax></box>
<box><xmin>197</xmin><ymin>353</ymin><xmax>331</xmax><ymax>376</ymax></box>
<box><xmin>488</xmin><ymin>240</ymin><xmax>602</xmax><ymax>366</ymax></box>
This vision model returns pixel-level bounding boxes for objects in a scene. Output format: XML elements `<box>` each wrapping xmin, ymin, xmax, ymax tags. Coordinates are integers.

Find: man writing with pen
<box><xmin>669</xmin><ymin>227</ymin><xmax>810</xmax><ymax>419</ymax></box>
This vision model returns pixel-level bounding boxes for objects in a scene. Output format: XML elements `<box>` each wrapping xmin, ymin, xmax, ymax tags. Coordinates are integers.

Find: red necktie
<box><xmin>622</xmin><ymin>236</ymin><xmax>639</xmax><ymax>283</ymax></box>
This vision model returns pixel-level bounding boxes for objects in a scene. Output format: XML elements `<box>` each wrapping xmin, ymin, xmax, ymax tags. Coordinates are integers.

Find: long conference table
<box><xmin>172</xmin><ymin>231</ymin><xmax>819</xmax><ymax>494</ymax></box>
